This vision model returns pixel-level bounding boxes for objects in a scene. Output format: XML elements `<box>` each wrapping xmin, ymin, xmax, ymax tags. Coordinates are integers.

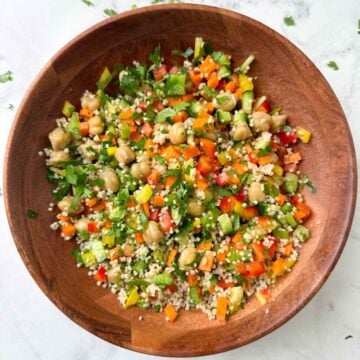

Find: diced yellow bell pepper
<box><xmin>183</xmin><ymin>174</ymin><xmax>194</xmax><ymax>184</ymax></box>
<box><xmin>296</xmin><ymin>127</ymin><xmax>311</xmax><ymax>144</ymax></box>
<box><xmin>102</xmin><ymin>234</ymin><xmax>115</xmax><ymax>247</ymax></box>
<box><xmin>217</xmin><ymin>151</ymin><xmax>227</xmax><ymax>165</ymax></box>
<box><xmin>239</xmin><ymin>74</ymin><xmax>254</xmax><ymax>92</ymax></box>
<box><xmin>285</xmin><ymin>259</ymin><xmax>297</xmax><ymax>269</ymax></box>
<box><xmin>135</xmin><ymin>184</ymin><xmax>153</xmax><ymax>204</ymax></box>
<box><xmin>271</xmin><ymin>258</ymin><xmax>287</xmax><ymax>277</ymax></box>
<box><xmin>193</xmin><ymin>218</ymin><xmax>201</xmax><ymax>228</ymax></box>
<box><xmin>124</xmin><ymin>287</ymin><xmax>139</xmax><ymax>309</ymax></box>
<box><xmin>255</xmin><ymin>291</ymin><xmax>267</xmax><ymax>306</ymax></box>
<box><xmin>234</xmin><ymin>202</ymin><xmax>244</xmax><ymax>215</ymax></box>
<box><xmin>273</xmin><ymin>164</ymin><xmax>284</xmax><ymax>177</ymax></box>
<box><xmin>107</xmin><ymin>147</ymin><xmax>117</xmax><ymax>156</ymax></box>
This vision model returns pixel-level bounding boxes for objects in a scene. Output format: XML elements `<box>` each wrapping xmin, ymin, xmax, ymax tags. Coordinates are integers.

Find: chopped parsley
<box><xmin>171</xmin><ymin>47</ymin><xmax>194</xmax><ymax>59</ymax></box>
<box><xmin>327</xmin><ymin>61</ymin><xmax>339</xmax><ymax>71</ymax></box>
<box><xmin>7</xmin><ymin>104</ymin><xmax>14</xmax><ymax>110</ymax></box>
<box><xmin>26</xmin><ymin>210</ymin><xmax>38</xmax><ymax>219</ymax></box>
<box><xmin>104</xmin><ymin>8</ymin><xmax>118</xmax><ymax>17</ymax></box>
<box><xmin>149</xmin><ymin>44</ymin><xmax>162</xmax><ymax>67</ymax></box>
<box><xmin>345</xmin><ymin>335</ymin><xmax>353</xmax><ymax>340</ymax></box>
<box><xmin>283</xmin><ymin>16</ymin><xmax>296</xmax><ymax>26</ymax></box>
<box><xmin>299</xmin><ymin>175</ymin><xmax>317</xmax><ymax>193</ymax></box>
<box><xmin>358</xmin><ymin>19</ymin><xmax>360</xmax><ymax>34</ymax></box>
<box><xmin>131</xmin><ymin>4</ymin><xmax>138</xmax><ymax>9</ymax></box>
<box><xmin>0</xmin><ymin>70</ymin><xmax>13</xmax><ymax>83</ymax></box>
<box><xmin>81</xmin><ymin>0</ymin><xmax>94</xmax><ymax>6</ymax></box>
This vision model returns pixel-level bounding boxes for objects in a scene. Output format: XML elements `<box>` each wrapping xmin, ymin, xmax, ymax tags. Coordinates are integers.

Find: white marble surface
<box><xmin>0</xmin><ymin>0</ymin><xmax>359</xmax><ymax>359</ymax></box>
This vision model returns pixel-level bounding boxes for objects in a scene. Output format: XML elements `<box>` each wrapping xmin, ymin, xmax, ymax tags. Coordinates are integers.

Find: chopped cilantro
<box><xmin>0</xmin><ymin>70</ymin><xmax>13</xmax><ymax>83</ymax></box>
<box><xmin>299</xmin><ymin>175</ymin><xmax>317</xmax><ymax>193</ymax></box>
<box><xmin>81</xmin><ymin>0</ymin><xmax>94</xmax><ymax>6</ymax></box>
<box><xmin>156</xmin><ymin>107</ymin><xmax>176</xmax><ymax>123</ymax></box>
<box><xmin>149</xmin><ymin>44</ymin><xmax>162</xmax><ymax>67</ymax></box>
<box><xmin>284</xmin><ymin>16</ymin><xmax>296</xmax><ymax>26</ymax></box>
<box><xmin>71</xmin><ymin>248</ymin><xmax>84</xmax><ymax>264</ymax></box>
<box><xmin>327</xmin><ymin>61</ymin><xmax>339</xmax><ymax>71</ymax></box>
<box><xmin>104</xmin><ymin>8</ymin><xmax>117</xmax><ymax>17</ymax></box>
<box><xmin>26</xmin><ymin>210</ymin><xmax>38</xmax><ymax>219</ymax></box>
<box><xmin>171</xmin><ymin>47</ymin><xmax>194</xmax><ymax>59</ymax></box>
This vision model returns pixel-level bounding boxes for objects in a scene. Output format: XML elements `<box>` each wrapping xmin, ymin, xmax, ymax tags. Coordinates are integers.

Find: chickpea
<box><xmin>100</xmin><ymin>168</ymin><xmax>119</xmax><ymax>193</ymax></box>
<box><xmin>248</xmin><ymin>182</ymin><xmax>266</xmax><ymax>203</ymax></box>
<box><xmin>143</xmin><ymin>221</ymin><xmax>164</xmax><ymax>245</ymax></box>
<box><xmin>57</xmin><ymin>196</ymin><xmax>84</xmax><ymax>215</ymax></box>
<box><xmin>78</xmin><ymin>139</ymin><xmax>99</xmax><ymax>161</ymax></box>
<box><xmin>270</xmin><ymin>115</ymin><xmax>287</xmax><ymax>133</ymax></box>
<box><xmin>169</xmin><ymin>122</ymin><xmax>186</xmax><ymax>145</ymax></box>
<box><xmin>187</xmin><ymin>198</ymin><xmax>204</xmax><ymax>217</ymax></box>
<box><xmin>203</xmin><ymin>129</ymin><xmax>217</xmax><ymax>141</ymax></box>
<box><xmin>81</xmin><ymin>94</ymin><xmax>100</xmax><ymax>111</ymax></box>
<box><xmin>107</xmin><ymin>266</ymin><xmax>121</xmax><ymax>284</ymax></box>
<box><xmin>49</xmin><ymin>127</ymin><xmax>72</xmax><ymax>150</ymax></box>
<box><xmin>114</xmin><ymin>145</ymin><xmax>135</xmax><ymax>165</ymax></box>
<box><xmin>233</xmin><ymin>122</ymin><xmax>252</xmax><ymax>141</ymax></box>
<box><xmin>178</xmin><ymin>247</ymin><xmax>197</xmax><ymax>270</ymax></box>
<box><xmin>74</xmin><ymin>218</ymin><xmax>90</xmax><ymax>232</ymax></box>
<box><xmin>48</xmin><ymin>150</ymin><xmax>70</xmax><ymax>163</ymax></box>
<box><xmin>251</xmin><ymin>112</ymin><xmax>271</xmax><ymax>132</ymax></box>
<box><xmin>88</xmin><ymin>115</ymin><xmax>104</xmax><ymax>135</ymax></box>
<box><xmin>213</xmin><ymin>93</ymin><xmax>237</xmax><ymax>111</ymax></box>
<box><xmin>130</xmin><ymin>161</ymin><xmax>151</xmax><ymax>180</ymax></box>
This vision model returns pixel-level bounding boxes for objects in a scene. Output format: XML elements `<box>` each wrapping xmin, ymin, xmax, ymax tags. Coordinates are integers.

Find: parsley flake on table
<box><xmin>81</xmin><ymin>0</ymin><xmax>94</xmax><ymax>6</ymax></box>
<box><xmin>358</xmin><ymin>19</ymin><xmax>360</xmax><ymax>34</ymax></box>
<box><xmin>327</xmin><ymin>61</ymin><xmax>339</xmax><ymax>70</ymax></box>
<box><xmin>131</xmin><ymin>4</ymin><xmax>138</xmax><ymax>9</ymax></box>
<box><xmin>0</xmin><ymin>70</ymin><xmax>13</xmax><ymax>83</ymax></box>
<box><xmin>7</xmin><ymin>104</ymin><xmax>14</xmax><ymax>110</ymax></box>
<box><xmin>26</xmin><ymin>210</ymin><xmax>38</xmax><ymax>219</ymax></box>
<box><xmin>283</xmin><ymin>16</ymin><xmax>296</xmax><ymax>26</ymax></box>
<box><xmin>345</xmin><ymin>335</ymin><xmax>353</xmax><ymax>340</ymax></box>
<box><xmin>104</xmin><ymin>8</ymin><xmax>118</xmax><ymax>17</ymax></box>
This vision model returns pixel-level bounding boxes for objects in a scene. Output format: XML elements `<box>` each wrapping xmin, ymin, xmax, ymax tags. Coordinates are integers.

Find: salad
<box><xmin>45</xmin><ymin>38</ymin><xmax>314</xmax><ymax>322</ymax></box>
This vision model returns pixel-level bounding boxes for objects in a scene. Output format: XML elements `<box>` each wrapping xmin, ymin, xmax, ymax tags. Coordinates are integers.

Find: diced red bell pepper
<box><xmin>164</xmin><ymin>284</ymin><xmax>177</xmax><ymax>293</ymax></box>
<box><xmin>257</xmin><ymin>101</ymin><xmax>271</xmax><ymax>113</ymax></box>
<box><xmin>214</xmin><ymin>172</ymin><xmax>230</xmax><ymax>187</ymax></box>
<box><xmin>150</xmin><ymin>209</ymin><xmax>160</xmax><ymax>222</ymax></box>
<box><xmin>141</xmin><ymin>122</ymin><xmax>153</xmax><ymax>137</ymax></box>
<box><xmin>247</xmin><ymin>261</ymin><xmax>265</xmax><ymax>277</ymax></box>
<box><xmin>197</xmin><ymin>155</ymin><xmax>213</xmax><ymax>176</ymax></box>
<box><xmin>138</xmin><ymin>102</ymin><xmax>148</xmax><ymax>111</ymax></box>
<box><xmin>169</xmin><ymin>65</ymin><xmax>178</xmax><ymax>74</ymax></box>
<box><xmin>235</xmin><ymin>263</ymin><xmax>249</xmax><ymax>276</ymax></box>
<box><xmin>220</xmin><ymin>196</ymin><xmax>234</xmax><ymax>213</ymax></box>
<box><xmin>153</xmin><ymin>64</ymin><xmax>168</xmax><ymax>81</ymax></box>
<box><xmin>235</xmin><ymin>189</ymin><xmax>246</xmax><ymax>202</ymax></box>
<box><xmin>87</xmin><ymin>222</ymin><xmax>98</xmax><ymax>233</ymax></box>
<box><xmin>216</xmin><ymin>79</ymin><xmax>227</xmax><ymax>91</ymax></box>
<box><xmin>94</xmin><ymin>266</ymin><xmax>106</xmax><ymax>282</ymax></box>
<box><xmin>278</xmin><ymin>131</ymin><xmax>297</xmax><ymax>146</ymax></box>
<box><xmin>217</xmin><ymin>278</ymin><xmax>235</xmax><ymax>289</ymax></box>
<box><xmin>291</xmin><ymin>193</ymin><xmax>302</xmax><ymax>206</ymax></box>
<box><xmin>159</xmin><ymin>210</ymin><xmax>174</xmax><ymax>233</ymax></box>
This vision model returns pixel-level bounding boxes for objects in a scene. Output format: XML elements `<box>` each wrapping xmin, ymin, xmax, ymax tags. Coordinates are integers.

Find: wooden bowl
<box><xmin>4</xmin><ymin>4</ymin><xmax>357</xmax><ymax>356</ymax></box>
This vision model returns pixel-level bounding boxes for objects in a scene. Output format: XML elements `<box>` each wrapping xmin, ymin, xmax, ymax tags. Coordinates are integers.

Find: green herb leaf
<box><xmin>156</xmin><ymin>107</ymin><xmax>176</xmax><ymax>123</ymax></box>
<box><xmin>26</xmin><ymin>210</ymin><xmax>38</xmax><ymax>219</ymax></box>
<box><xmin>211</xmin><ymin>51</ymin><xmax>230</xmax><ymax>66</ymax></box>
<box><xmin>131</xmin><ymin>4</ymin><xmax>138</xmax><ymax>10</ymax></box>
<box><xmin>173</xmin><ymin>101</ymin><xmax>189</xmax><ymax>113</ymax></box>
<box><xmin>67</xmin><ymin>112</ymin><xmax>81</xmax><ymax>139</ymax></box>
<box><xmin>7</xmin><ymin>104</ymin><xmax>14</xmax><ymax>110</ymax></box>
<box><xmin>203</xmin><ymin>41</ymin><xmax>214</xmax><ymax>55</ymax></box>
<box><xmin>149</xmin><ymin>44</ymin><xmax>162</xmax><ymax>67</ymax></box>
<box><xmin>0</xmin><ymin>70</ymin><xmax>13</xmax><ymax>83</ymax></box>
<box><xmin>358</xmin><ymin>19</ymin><xmax>360</xmax><ymax>34</ymax></box>
<box><xmin>71</xmin><ymin>248</ymin><xmax>84</xmax><ymax>264</ymax></box>
<box><xmin>81</xmin><ymin>0</ymin><xmax>94</xmax><ymax>6</ymax></box>
<box><xmin>104</xmin><ymin>8</ymin><xmax>117</xmax><ymax>17</ymax></box>
<box><xmin>327</xmin><ymin>61</ymin><xmax>339</xmax><ymax>71</ymax></box>
<box><xmin>345</xmin><ymin>335</ymin><xmax>353</xmax><ymax>340</ymax></box>
<box><xmin>171</xmin><ymin>47</ymin><xmax>194</xmax><ymax>59</ymax></box>
<box><xmin>299</xmin><ymin>175</ymin><xmax>317</xmax><ymax>193</ymax></box>
<box><xmin>284</xmin><ymin>16</ymin><xmax>296</xmax><ymax>26</ymax></box>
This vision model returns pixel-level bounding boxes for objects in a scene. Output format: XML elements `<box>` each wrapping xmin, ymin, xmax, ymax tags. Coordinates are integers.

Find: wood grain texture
<box><xmin>3</xmin><ymin>4</ymin><xmax>357</xmax><ymax>357</ymax></box>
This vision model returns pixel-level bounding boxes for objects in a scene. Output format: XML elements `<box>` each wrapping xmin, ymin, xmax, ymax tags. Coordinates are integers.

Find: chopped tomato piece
<box><xmin>159</xmin><ymin>210</ymin><xmax>174</xmax><ymax>233</ymax></box>
<box><xmin>220</xmin><ymin>196</ymin><xmax>234</xmax><ymax>213</ymax></box>
<box><xmin>247</xmin><ymin>261</ymin><xmax>265</xmax><ymax>277</ymax></box>
<box><xmin>278</xmin><ymin>131</ymin><xmax>297</xmax><ymax>146</ymax></box>
<box><xmin>153</xmin><ymin>64</ymin><xmax>168</xmax><ymax>81</ymax></box>
<box><xmin>214</xmin><ymin>172</ymin><xmax>230</xmax><ymax>187</ymax></box>
<box><xmin>87</xmin><ymin>222</ymin><xmax>98</xmax><ymax>233</ymax></box>
<box><xmin>94</xmin><ymin>266</ymin><xmax>106</xmax><ymax>282</ymax></box>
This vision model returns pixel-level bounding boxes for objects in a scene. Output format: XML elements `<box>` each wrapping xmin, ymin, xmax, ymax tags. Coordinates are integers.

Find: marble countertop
<box><xmin>0</xmin><ymin>0</ymin><xmax>359</xmax><ymax>359</ymax></box>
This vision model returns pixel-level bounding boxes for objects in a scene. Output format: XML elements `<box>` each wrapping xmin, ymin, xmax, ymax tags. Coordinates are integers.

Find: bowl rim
<box><xmin>4</xmin><ymin>3</ymin><xmax>357</xmax><ymax>357</ymax></box>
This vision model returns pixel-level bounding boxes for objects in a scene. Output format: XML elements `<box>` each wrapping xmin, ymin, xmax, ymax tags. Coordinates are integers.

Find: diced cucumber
<box><xmin>194</xmin><ymin>37</ymin><xmax>204</xmax><ymax>62</ymax></box>
<box><xmin>90</xmin><ymin>240</ymin><xmax>107</xmax><ymax>263</ymax></box>
<box><xmin>284</xmin><ymin>173</ymin><xmax>298</xmax><ymax>194</ymax></box>
<box><xmin>254</xmin><ymin>131</ymin><xmax>271</xmax><ymax>150</ymax></box>
<box><xmin>285</xmin><ymin>213</ymin><xmax>298</xmax><ymax>228</ymax></box>
<box><xmin>62</xmin><ymin>100</ymin><xmax>75</xmax><ymax>118</ymax></box>
<box><xmin>238</xmin><ymin>54</ymin><xmax>255</xmax><ymax>74</ymax></box>
<box><xmin>153</xmin><ymin>248</ymin><xmax>165</xmax><ymax>264</ymax></box>
<box><xmin>189</xmin><ymin>287</ymin><xmax>202</xmax><ymax>304</ymax></box>
<box><xmin>132</xmin><ymin>260</ymin><xmax>147</xmax><ymax>273</ymax></box>
<box><xmin>293</xmin><ymin>225</ymin><xmax>310</xmax><ymax>242</ymax></box>
<box><xmin>281</xmin><ymin>203</ymin><xmax>294</xmax><ymax>213</ymax></box>
<box><xmin>188</xmin><ymin>101</ymin><xmax>206</xmax><ymax>117</ymax></box>
<box><xmin>216</xmin><ymin>110</ymin><xmax>232</xmax><ymax>124</ymax></box>
<box><xmin>273</xmin><ymin>227</ymin><xmax>289</xmax><ymax>239</ymax></box>
<box><xmin>218</xmin><ymin>214</ymin><xmax>233</xmax><ymax>235</ymax></box>
<box><xmin>118</xmin><ymin>98</ymin><xmax>130</xmax><ymax>111</ymax></box>
<box><xmin>166</xmin><ymin>74</ymin><xmax>186</xmax><ymax>96</ymax></box>
<box><xmin>233</xmin><ymin>110</ymin><xmax>248</xmax><ymax>123</ymax></box>
<box><xmin>242</xmin><ymin>91</ymin><xmax>253</xmax><ymax>113</ymax></box>
<box><xmin>264</xmin><ymin>183</ymin><xmax>280</xmax><ymax>198</ymax></box>
<box><xmin>151</xmin><ymin>272</ymin><xmax>173</xmax><ymax>286</ymax></box>
<box><xmin>171</xmin><ymin>208</ymin><xmax>182</xmax><ymax>225</ymax></box>
<box><xmin>217</xmin><ymin>65</ymin><xmax>231</xmax><ymax>79</ymax></box>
